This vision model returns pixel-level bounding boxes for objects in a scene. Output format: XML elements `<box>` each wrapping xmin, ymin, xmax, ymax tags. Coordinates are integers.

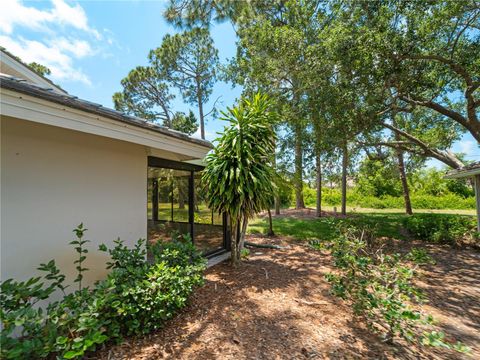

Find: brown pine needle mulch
<box><xmin>95</xmin><ymin>236</ymin><xmax>480</xmax><ymax>360</ymax></box>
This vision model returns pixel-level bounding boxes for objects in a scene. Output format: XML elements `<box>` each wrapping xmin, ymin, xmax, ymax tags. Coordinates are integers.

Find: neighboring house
<box><xmin>445</xmin><ymin>162</ymin><xmax>480</xmax><ymax>231</ymax></box>
<box><xmin>0</xmin><ymin>50</ymin><xmax>230</xmax><ymax>292</ymax></box>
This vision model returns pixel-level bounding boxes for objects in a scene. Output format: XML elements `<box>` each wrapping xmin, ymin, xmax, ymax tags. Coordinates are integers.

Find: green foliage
<box><xmin>150</xmin><ymin>27</ymin><xmax>218</xmax><ymax>108</ymax></box>
<box><xmin>202</xmin><ymin>93</ymin><xmax>277</xmax><ymax>263</ymax></box>
<box><xmin>309</xmin><ymin>165</ymin><xmax>475</xmax><ymax>211</ymax></box>
<box><xmin>0</xmin><ymin>225</ymin><xmax>206</xmax><ymax>359</ymax></box>
<box><xmin>305</xmin><ymin>187</ymin><xmax>475</xmax><ymax>210</ymax></box>
<box><xmin>410</xmin><ymin>168</ymin><xmax>474</xmax><ymax>198</ymax></box>
<box><xmin>276</xmin><ymin>176</ymin><xmax>293</xmax><ymax>208</ymax></box>
<box><xmin>171</xmin><ymin>110</ymin><xmax>199</xmax><ymax>135</ymax></box>
<box><xmin>114</xmin><ymin>27</ymin><xmax>217</xmax><ymax>138</ymax></box>
<box><xmin>150</xmin><ymin>27</ymin><xmax>219</xmax><ymax>138</ymax></box>
<box><xmin>71</xmin><ymin>223</ymin><xmax>89</xmax><ymax>291</ymax></box>
<box><xmin>302</xmin><ymin>186</ymin><xmax>317</xmax><ymax>208</ymax></box>
<box><xmin>403</xmin><ymin>214</ymin><xmax>478</xmax><ymax>246</ymax></box>
<box><xmin>325</xmin><ymin>223</ymin><xmax>467</xmax><ymax>351</ymax></box>
<box><xmin>113</xmin><ymin>66</ymin><xmax>175</xmax><ymax>125</ymax></box>
<box><xmin>421</xmin><ymin>331</ymin><xmax>471</xmax><ymax>354</ymax></box>
<box><xmin>405</xmin><ymin>248</ymin><xmax>436</xmax><ymax>266</ymax></box>
<box><xmin>356</xmin><ymin>158</ymin><xmax>402</xmax><ymax>197</ymax></box>
<box><xmin>28</xmin><ymin>62</ymin><xmax>51</xmax><ymax>77</ymax></box>
<box><xmin>240</xmin><ymin>248</ymin><xmax>250</xmax><ymax>259</ymax></box>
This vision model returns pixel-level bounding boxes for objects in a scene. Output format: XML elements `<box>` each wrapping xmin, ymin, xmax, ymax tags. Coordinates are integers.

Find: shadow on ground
<box><xmin>95</xmin><ymin>236</ymin><xmax>479</xmax><ymax>360</ymax></box>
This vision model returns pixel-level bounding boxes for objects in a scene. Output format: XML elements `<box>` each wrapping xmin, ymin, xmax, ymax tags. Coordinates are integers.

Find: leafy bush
<box><xmin>277</xmin><ymin>177</ymin><xmax>293</xmax><ymax>208</ymax></box>
<box><xmin>0</xmin><ymin>225</ymin><xmax>206</xmax><ymax>359</ymax></box>
<box><xmin>356</xmin><ymin>158</ymin><xmax>402</xmax><ymax>197</ymax></box>
<box><xmin>302</xmin><ymin>186</ymin><xmax>317</xmax><ymax>208</ymax></box>
<box><xmin>402</xmin><ymin>214</ymin><xmax>478</xmax><ymax>246</ymax></box>
<box><xmin>304</xmin><ymin>188</ymin><xmax>475</xmax><ymax>210</ymax></box>
<box><xmin>324</xmin><ymin>223</ymin><xmax>469</xmax><ymax>352</ymax></box>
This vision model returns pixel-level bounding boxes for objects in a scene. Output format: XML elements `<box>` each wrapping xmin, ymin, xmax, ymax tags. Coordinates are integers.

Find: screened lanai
<box><xmin>147</xmin><ymin>157</ymin><xmax>230</xmax><ymax>257</ymax></box>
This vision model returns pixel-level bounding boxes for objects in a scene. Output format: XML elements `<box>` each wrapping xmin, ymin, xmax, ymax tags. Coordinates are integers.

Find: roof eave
<box><xmin>444</xmin><ymin>168</ymin><xmax>480</xmax><ymax>179</ymax></box>
<box><xmin>0</xmin><ymin>75</ymin><xmax>213</xmax><ymax>150</ymax></box>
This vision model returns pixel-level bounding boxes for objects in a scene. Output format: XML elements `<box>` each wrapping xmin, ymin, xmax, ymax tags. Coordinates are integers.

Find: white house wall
<box><xmin>1</xmin><ymin>117</ymin><xmax>147</xmax><ymax>291</ymax></box>
<box><xmin>1</xmin><ymin>89</ymin><xmax>210</xmax><ymax>161</ymax></box>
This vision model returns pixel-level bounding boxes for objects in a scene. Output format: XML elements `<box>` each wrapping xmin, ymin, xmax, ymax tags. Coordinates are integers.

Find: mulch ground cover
<box><xmin>95</xmin><ymin>227</ymin><xmax>480</xmax><ymax>360</ymax></box>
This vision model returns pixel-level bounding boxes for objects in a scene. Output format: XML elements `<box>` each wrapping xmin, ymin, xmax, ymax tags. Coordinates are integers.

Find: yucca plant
<box><xmin>202</xmin><ymin>93</ymin><xmax>277</xmax><ymax>265</ymax></box>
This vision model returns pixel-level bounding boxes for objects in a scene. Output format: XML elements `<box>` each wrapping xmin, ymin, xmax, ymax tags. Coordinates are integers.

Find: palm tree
<box><xmin>202</xmin><ymin>93</ymin><xmax>277</xmax><ymax>265</ymax></box>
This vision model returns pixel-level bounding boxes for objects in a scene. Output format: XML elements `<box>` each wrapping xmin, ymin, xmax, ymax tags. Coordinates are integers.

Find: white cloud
<box><xmin>0</xmin><ymin>35</ymin><xmax>91</xmax><ymax>85</ymax></box>
<box><xmin>0</xmin><ymin>0</ymin><xmax>97</xmax><ymax>36</ymax></box>
<box><xmin>49</xmin><ymin>37</ymin><xmax>94</xmax><ymax>58</ymax></box>
<box><xmin>459</xmin><ymin>140</ymin><xmax>475</xmax><ymax>155</ymax></box>
<box><xmin>0</xmin><ymin>0</ymin><xmax>111</xmax><ymax>85</ymax></box>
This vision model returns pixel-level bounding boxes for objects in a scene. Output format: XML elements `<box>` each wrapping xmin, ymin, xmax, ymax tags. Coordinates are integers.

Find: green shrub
<box><xmin>402</xmin><ymin>214</ymin><xmax>477</xmax><ymax>245</ymax></box>
<box><xmin>324</xmin><ymin>223</ymin><xmax>469</xmax><ymax>352</ymax></box>
<box><xmin>304</xmin><ymin>187</ymin><xmax>475</xmax><ymax>210</ymax></box>
<box><xmin>277</xmin><ymin>178</ymin><xmax>293</xmax><ymax>208</ymax></box>
<box><xmin>320</xmin><ymin>188</ymin><xmax>342</xmax><ymax>207</ymax></box>
<box><xmin>0</xmin><ymin>225</ymin><xmax>206</xmax><ymax>359</ymax></box>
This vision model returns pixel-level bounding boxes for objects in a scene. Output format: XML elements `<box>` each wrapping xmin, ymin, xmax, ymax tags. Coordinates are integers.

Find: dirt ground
<box><xmin>95</xmin><ymin>233</ymin><xmax>480</xmax><ymax>360</ymax></box>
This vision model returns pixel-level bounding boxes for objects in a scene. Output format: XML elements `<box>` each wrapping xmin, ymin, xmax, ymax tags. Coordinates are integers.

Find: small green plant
<box><xmin>240</xmin><ymin>248</ymin><xmax>250</xmax><ymax>259</ymax></box>
<box><xmin>1</xmin><ymin>224</ymin><xmax>206</xmax><ymax>359</ymax></box>
<box><xmin>324</xmin><ymin>223</ymin><xmax>468</xmax><ymax>352</ymax></box>
<box><xmin>421</xmin><ymin>331</ymin><xmax>471</xmax><ymax>353</ymax></box>
<box><xmin>405</xmin><ymin>248</ymin><xmax>436</xmax><ymax>265</ymax></box>
<box><xmin>71</xmin><ymin>223</ymin><xmax>90</xmax><ymax>290</ymax></box>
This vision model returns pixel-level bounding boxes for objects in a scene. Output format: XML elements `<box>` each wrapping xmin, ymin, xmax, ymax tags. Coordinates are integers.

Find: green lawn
<box><xmin>319</xmin><ymin>205</ymin><xmax>476</xmax><ymax>216</ymax></box>
<box><xmin>248</xmin><ymin>210</ymin><xmax>476</xmax><ymax>242</ymax></box>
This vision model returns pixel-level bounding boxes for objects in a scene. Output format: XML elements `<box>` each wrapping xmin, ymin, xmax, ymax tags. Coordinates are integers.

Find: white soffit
<box><xmin>0</xmin><ymin>51</ymin><xmax>67</xmax><ymax>95</ymax></box>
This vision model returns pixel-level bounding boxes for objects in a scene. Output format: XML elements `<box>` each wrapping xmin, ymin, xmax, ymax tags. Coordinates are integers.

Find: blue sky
<box><xmin>0</xmin><ymin>0</ymin><xmax>241</xmax><ymax>141</ymax></box>
<box><xmin>1</xmin><ymin>0</ymin><xmax>478</xmax><ymax>167</ymax></box>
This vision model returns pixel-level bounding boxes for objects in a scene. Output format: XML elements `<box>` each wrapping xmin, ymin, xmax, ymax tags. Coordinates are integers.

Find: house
<box><xmin>1</xmin><ymin>49</ymin><xmax>230</xmax><ymax>291</ymax></box>
<box><xmin>445</xmin><ymin>162</ymin><xmax>480</xmax><ymax>231</ymax></box>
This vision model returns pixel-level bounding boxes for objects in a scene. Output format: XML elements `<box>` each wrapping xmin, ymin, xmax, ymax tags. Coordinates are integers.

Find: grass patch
<box><xmin>248</xmin><ymin>211</ymin><xmax>476</xmax><ymax>242</ymax></box>
<box><xmin>248</xmin><ymin>217</ymin><xmax>337</xmax><ymax>241</ymax></box>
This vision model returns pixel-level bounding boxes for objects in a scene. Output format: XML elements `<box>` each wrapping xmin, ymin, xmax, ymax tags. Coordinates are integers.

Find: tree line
<box><xmin>115</xmin><ymin>0</ymin><xmax>479</xmax><ymax>215</ymax></box>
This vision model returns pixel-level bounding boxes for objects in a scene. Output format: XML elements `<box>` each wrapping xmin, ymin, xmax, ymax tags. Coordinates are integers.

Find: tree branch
<box><xmin>404</xmin><ymin>54</ymin><xmax>473</xmax><ymax>86</ymax></box>
<box><xmin>381</xmin><ymin>121</ymin><xmax>464</xmax><ymax>169</ymax></box>
<box><xmin>398</xmin><ymin>94</ymin><xmax>469</xmax><ymax>127</ymax></box>
<box><xmin>204</xmin><ymin>95</ymin><xmax>222</xmax><ymax>118</ymax></box>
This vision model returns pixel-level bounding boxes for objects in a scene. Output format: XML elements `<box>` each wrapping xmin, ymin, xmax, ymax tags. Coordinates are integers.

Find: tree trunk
<box><xmin>230</xmin><ymin>215</ymin><xmax>248</xmax><ymax>266</ymax></box>
<box><xmin>230</xmin><ymin>219</ymin><xmax>239</xmax><ymax>266</ymax></box>
<box><xmin>316</xmin><ymin>151</ymin><xmax>322</xmax><ymax>217</ymax></box>
<box><xmin>178</xmin><ymin>181</ymin><xmax>186</xmax><ymax>209</ymax></box>
<box><xmin>396</xmin><ymin>148</ymin><xmax>413</xmax><ymax>215</ymax></box>
<box><xmin>311</xmin><ymin>106</ymin><xmax>322</xmax><ymax>217</ymax></box>
<box><xmin>230</xmin><ymin>219</ymin><xmax>239</xmax><ymax>267</ymax></box>
<box><xmin>237</xmin><ymin>216</ymin><xmax>249</xmax><ymax>260</ymax></box>
<box><xmin>274</xmin><ymin>143</ymin><xmax>280</xmax><ymax>215</ymax></box>
<box><xmin>341</xmin><ymin>141</ymin><xmax>348</xmax><ymax>216</ymax></box>
<box><xmin>391</xmin><ymin>115</ymin><xmax>412</xmax><ymax>215</ymax></box>
<box><xmin>197</xmin><ymin>80</ymin><xmax>205</xmax><ymax>140</ymax></box>
<box><xmin>294</xmin><ymin>123</ymin><xmax>305</xmax><ymax>209</ymax></box>
<box><xmin>267</xmin><ymin>209</ymin><xmax>275</xmax><ymax>236</ymax></box>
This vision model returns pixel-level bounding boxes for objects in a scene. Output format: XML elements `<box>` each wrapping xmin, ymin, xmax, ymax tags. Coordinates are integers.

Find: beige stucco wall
<box><xmin>1</xmin><ymin>117</ymin><xmax>147</xmax><ymax>291</ymax></box>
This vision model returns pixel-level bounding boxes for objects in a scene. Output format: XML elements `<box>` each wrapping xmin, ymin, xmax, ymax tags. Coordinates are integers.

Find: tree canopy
<box><xmin>113</xmin><ymin>27</ymin><xmax>217</xmax><ymax>138</ymax></box>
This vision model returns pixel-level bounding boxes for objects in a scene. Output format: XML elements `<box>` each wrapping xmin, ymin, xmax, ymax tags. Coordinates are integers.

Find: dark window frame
<box><xmin>147</xmin><ymin>156</ymin><xmax>229</xmax><ymax>257</ymax></box>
